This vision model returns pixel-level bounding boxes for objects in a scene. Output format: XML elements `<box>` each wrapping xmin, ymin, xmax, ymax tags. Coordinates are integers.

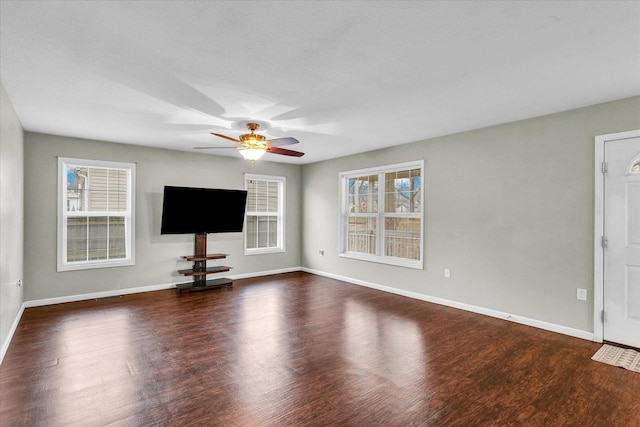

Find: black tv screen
<box><xmin>161</xmin><ymin>186</ymin><xmax>248</xmax><ymax>234</ymax></box>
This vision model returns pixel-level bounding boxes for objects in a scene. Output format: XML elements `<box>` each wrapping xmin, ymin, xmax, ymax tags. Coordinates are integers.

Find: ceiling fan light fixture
<box><xmin>239</xmin><ymin>147</ymin><xmax>267</xmax><ymax>161</ymax></box>
<box><xmin>201</xmin><ymin>121</ymin><xmax>303</xmax><ymax>159</ymax></box>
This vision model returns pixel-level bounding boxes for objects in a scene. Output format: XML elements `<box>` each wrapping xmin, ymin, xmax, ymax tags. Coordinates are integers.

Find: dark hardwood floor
<box><xmin>1</xmin><ymin>272</ymin><xmax>639</xmax><ymax>426</ymax></box>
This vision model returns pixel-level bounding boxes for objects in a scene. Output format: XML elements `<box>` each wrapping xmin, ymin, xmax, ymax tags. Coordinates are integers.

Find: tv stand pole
<box><xmin>175</xmin><ymin>232</ymin><xmax>233</xmax><ymax>294</ymax></box>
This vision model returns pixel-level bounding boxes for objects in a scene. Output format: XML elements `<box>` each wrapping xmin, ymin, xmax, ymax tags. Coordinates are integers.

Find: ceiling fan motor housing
<box><xmin>239</xmin><ymin>122</ymin><xmax>267</xmax><ymax>147</ymax></box>
<box><xmin>239</xmin><ymin>133</ymin><xmax>266</xmax><ymax>148</ymax></box>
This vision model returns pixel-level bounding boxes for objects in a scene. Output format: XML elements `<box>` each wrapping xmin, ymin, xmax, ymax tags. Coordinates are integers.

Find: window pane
<box><xmin>247</xmin><ymin>180</ymin><xmax>279</xmax><ymax>213</ymax></box>
<box><xmin>66</xmin><ymin>166</ymin><xmax>86</xmax><ymax>212</ymax></box>
<box><xmin>108</xmin><ymin>169</ymin><xmax>128</xmax><ymax>212</ymax></box>
<box><xmin>88</xmin><ymin>216</ymin><xmax>108</xmax><ymax>260</ymax></box>
<box><xmin>348</xmin><ymin>178</ymin><xmax>358</xmax><ymax>213</ymax></box>
<box><xmin>108</xmin><ymin>216</ymin><xmax>126</xmax><ymax>259</ymax></box>
<box><xmin>246</xmin><ymin>215</ymin><xmax>279</xmax><ymax>249</ymax></box>
<box><xmin>246</xmin><ymin>180</ymin><xmax>258</xmax><ymax>211</ymax></box>
<box><xmin>246</xmin><ymin>216</ymin><xmax>257</xmax><ymax>249</ymax></box>
<box><xmin>87</xmin><ymin>168</ymin><xmax>109</xmax><ymax>211</ymax></box>
<box><xmin>348</xmin><ymin>175</ymin><xmax>378</xmax><ymax>213</ymax></box>
<box><xmin>384</xmin><ymin>217</ymin><xmax>420</xmax><ymax>260</ymax></box>
<box><xmin>385</xmin><ymin>169</ymin><xmax>421</xmax><ymax>213</ymax></box>
<box><xmin>256</xmin><ymin>180</ymin><xmax>268</xmax><ymax>211</ymax></box>
<box><xmin>66</xmin><ymin>175</ymin><xmax>129</xmax><ymax>262</ymax></box>
<box><xmin>268</xmin><ymin>217</ymin><xmax>278</xmax><ymax>247</ymax></box>
<box><xmin>67</xmin><ymin>216</ymin><xmax>88</xmax><ymax>261</ymax></box>
<box><xmin>249</xmin><ymin>215</ymin><xmax>272</xmax><ymax>248</ymax></box>
<box><xmin>347</xmin><ymin>216</ymin><xmax>376</xmax><ymax>254</ymax></box>
<box><xmin>257</xmin><ymin>217</ymin><xmax>268</xmax><ymax>247</ymax></box>
<box><xmin>267</xmin><ymin>181</ymin><xmax>278</xmax><ymax>212</ymax></box>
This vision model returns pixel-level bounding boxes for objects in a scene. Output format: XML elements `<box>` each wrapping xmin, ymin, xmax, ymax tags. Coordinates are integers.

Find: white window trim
<box><xmin>244</xmin><ymin>174</ymin><xmax>286</xmax><ymax>255</ymax></box>
<box><xmin>339</xmin><ymin>160</ymin><xmax>424</xmax><ymax>269</ymax></box>
<box><xmin>57</xmin><ymin>157</ymin><xmax>136</xmax><ymax>272</ymax></box>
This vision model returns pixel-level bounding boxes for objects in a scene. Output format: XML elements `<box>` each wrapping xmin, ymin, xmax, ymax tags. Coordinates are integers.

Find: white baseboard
<box><xmin>302</xmin><ymin>267</ymin><xmax>594</xmax><ymax>342</ymax></box>
<box><xmin>24</xmin><ymin>281</ymin><xmax>178</xmax><ymax>308</ymax></box>
<box><xmin>1</xmin><ymin>303</ymin><xmax>25</xmax><ymax>366</ymax></box>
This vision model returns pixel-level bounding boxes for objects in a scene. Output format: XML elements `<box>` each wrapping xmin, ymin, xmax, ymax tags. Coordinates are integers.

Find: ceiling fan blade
<box><xmin>210</xmin><ymin>132</ymin><xmax>242</xmax><ymax>144</ymax></box>
<box><xmin>267</xmin><ymin>146</ymin><xmax>305</xmax><ymax>157</ymax></box>
<box><xmin>265</xmin><ymin>137</ymin><xmax>299</xmax><ymax>147</ymax></box>
<box><xmin>193</xmin><ymin>146</ymin><xmax>237</xmax><ymax>149</ymax></box>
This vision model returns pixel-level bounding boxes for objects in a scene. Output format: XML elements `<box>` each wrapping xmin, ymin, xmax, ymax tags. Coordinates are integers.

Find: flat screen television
<box><xmin>160</xmin><ymin>186</ymin><xmax>248</xmax><ymax>234</ymax></box>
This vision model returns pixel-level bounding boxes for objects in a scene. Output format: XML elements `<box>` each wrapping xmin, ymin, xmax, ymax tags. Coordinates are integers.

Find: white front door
<box><xmin>603</xmin><ymin>135</ymin><xmax>640</xmax><ymax>348</ymax></box>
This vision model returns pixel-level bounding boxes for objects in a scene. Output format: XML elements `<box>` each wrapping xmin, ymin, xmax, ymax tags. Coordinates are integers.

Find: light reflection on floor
<box><xmin>342</xmin><ymin>298</ymin><xmax>426</xmax><ymax>391</ymax></box>
<box><xmin>49</xmin><ymin>307</ymin><xmax>139</xmax><ymax>425</ymax></box>
<box><xmin>231</xmin><ymin>288</ymin><xmax>294</xmax><ymax>417</ymax></box>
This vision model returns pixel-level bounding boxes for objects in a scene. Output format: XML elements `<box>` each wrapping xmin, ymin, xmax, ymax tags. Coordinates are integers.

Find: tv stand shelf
<box><xmin>176</xmin><ymin>235</ymin><xmax>233</xmax><ymax>295</ymax></box>
<box><xmin>180</xmin><ymin>253</ymin><xmax>228</xmax><ymax>262</ymax></box>
<box><xmin>177</xmin><ymin>266</ymin><xmax>231</xmax><ymax>276</ymax></box>
<box><xmin>176</xmin><ymin>278</ymin><xmax>233</xmax><ymax>293</ymax></box>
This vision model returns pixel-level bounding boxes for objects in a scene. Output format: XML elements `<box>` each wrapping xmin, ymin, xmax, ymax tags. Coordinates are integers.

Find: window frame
<box><xmin>57</xmin><ymin>157</ymin><xmax>136</xmax><ymax>272</ymax></box>
<box><xmin>339</xmin><ymin>160</ymin><xmax>424</xmax><ymax>269</ymax></box>
<box><xmin>244</xmin><ymin>174</ymin><xmax>286</xmax><ymax>255</ymax></box>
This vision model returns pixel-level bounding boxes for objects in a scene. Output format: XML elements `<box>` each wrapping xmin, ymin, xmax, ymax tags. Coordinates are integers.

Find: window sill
<box><xmin>245</xmin><ymin>247</ymin><xmax>285</xmax><ymax>256</ymax></box>
<box><xmin>57</xmin><ymin>259</ymin><xmax>135</xmax><ymax>272</ymax></box>
<box><xmin>339</xmin><ymin>252</ymin><xmax>423</xmax><ymax>270</ymax></box>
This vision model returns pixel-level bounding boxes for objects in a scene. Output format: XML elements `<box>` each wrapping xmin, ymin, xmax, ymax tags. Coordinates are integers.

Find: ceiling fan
<box><xmin>194</xmin><ymin>122</ymin><xmax>304</xmax><ymax>161</ymax></box>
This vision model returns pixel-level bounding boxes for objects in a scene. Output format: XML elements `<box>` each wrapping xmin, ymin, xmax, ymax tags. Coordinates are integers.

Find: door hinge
<box><xmin>601</xmin><ymin>236</ymin><xmax>608</xmax><ymax>249</ymax></box>
<box><xmin>601</xmin><ymin>161</ymin><xmax>608</xmax><ymax>174</ymax></box>
<box><xmin>601</xmin><ymin>310</ymin><xmax>605</xmax><ymax>323</ymax></box>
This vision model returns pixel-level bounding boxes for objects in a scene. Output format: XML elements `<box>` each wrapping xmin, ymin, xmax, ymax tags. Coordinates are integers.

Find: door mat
<box><xmin>591</xmin><ymin>344</ymin><xmax>640</xmax><ymax>373</ymax></box>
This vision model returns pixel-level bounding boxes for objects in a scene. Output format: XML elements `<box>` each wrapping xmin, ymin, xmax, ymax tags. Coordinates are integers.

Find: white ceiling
<box><xmin>1</xmin><ymin>1</ymin><xmax>639</xmax><ymax>164</ymax></box>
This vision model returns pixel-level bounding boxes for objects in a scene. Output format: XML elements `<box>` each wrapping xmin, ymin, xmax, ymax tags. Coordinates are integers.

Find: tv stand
<box><xmin>175</xmin><ymin>233</ymin><xmax>233</xmax><ymax>294</ymax></box>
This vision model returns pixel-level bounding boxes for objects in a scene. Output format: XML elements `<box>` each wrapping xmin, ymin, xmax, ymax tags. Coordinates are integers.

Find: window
<box><xmin>340</xmin><ymin>161</ymin><xmax>423</xmax><ymax>269</ymax></box>
<box><xmin>244</xmin><ymin>174</ymin><xmax>285</xmax><ymax>254</ymax></box>
<box><xmin>57</xmin><ymin>157</ymin><xmax>135</xmax><ymax>271</ymax></box>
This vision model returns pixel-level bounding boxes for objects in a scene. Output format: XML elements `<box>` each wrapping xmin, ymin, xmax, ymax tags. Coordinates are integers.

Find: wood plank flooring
<box><xmin>1</xmin><ymin>272</ymin><xmax>639</xmax><ymax>426</ymax></box>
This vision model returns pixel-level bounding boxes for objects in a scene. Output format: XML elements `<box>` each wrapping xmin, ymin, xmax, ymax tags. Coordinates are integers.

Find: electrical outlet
<box><xmin>17</xmin><ymin>279</ymin><xmax>22</xmax><ymax>287</ymax></box>
<box><xmin>444</xmin><ymin>269</ymin><xmax>451</xmax><ymax>279</ymax></box>
<box><xmin>577</xmin><ymin>288</ymin><xmax>587</xmax><ymax>301</ymax></box>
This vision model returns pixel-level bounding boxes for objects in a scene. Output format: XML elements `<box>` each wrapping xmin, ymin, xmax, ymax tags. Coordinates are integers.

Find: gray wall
<box><xmin>0</xmin><ymin>81</ymin><xmax>24</xmax><ymax>351</ymax></box>
<box><xmin>14</xmin><ymin>95</ymin><xmax>640</xmax><ymax>334</ymax></box>
<box><xmin>301</xmin><ymin>96</ymin><xmax>640</xmax><ymax>333</ymax></box>
<box><xmin>24</xmin><ymin>133</ymin><xmax>302</xmax><ymax>301</ymax></box>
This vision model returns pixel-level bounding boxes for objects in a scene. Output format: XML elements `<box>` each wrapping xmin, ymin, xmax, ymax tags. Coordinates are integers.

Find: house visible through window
<box><xmin>58</xmin><ymin>157</ymin><xmax>135</xmax><ymax>271</ymax></box>
<box><xmin>244</xmin><ymin>174</ymin><xmax>285</xmax><ymax>254</ymax></box>
<box><xmin>340</xmin><ymin>161</ymin><xmax>423</xmax><ymax>269</ymax></box>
